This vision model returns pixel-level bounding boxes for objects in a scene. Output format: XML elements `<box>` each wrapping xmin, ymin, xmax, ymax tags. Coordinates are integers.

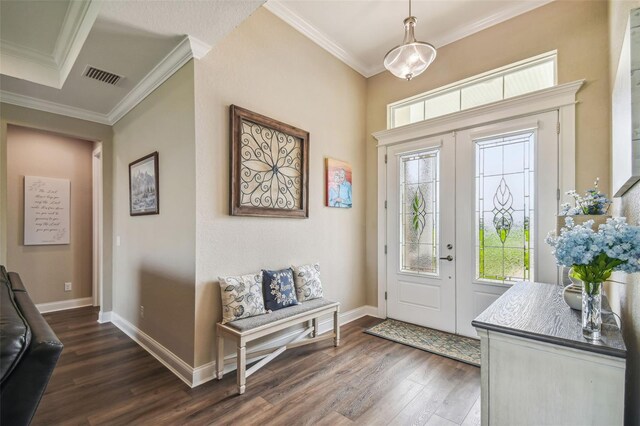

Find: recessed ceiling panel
<box><xmin>0</xmin><ymin>18</ymin><xmax>183</xmax><ymax>114</ymax></box>
<box><xmin>0</xmin><ymin>0</ymin><xmax>70</xmax><ymax>55</ymax></box>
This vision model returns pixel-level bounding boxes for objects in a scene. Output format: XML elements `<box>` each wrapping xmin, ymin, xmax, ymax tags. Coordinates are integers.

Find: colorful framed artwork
<box><xmin>230</xmin><ymin>105</ymin><xmax>309</xmax><ymax>218</ymax></box>
<box><xmin>325</xmin><ymin>158</ymin><xmax>352</xmax><ymax>208</ymax></box>
<box><xmin>129</xmin><ymin>151</ymin><xmax>159</xmax><ymax>216</ymax></box>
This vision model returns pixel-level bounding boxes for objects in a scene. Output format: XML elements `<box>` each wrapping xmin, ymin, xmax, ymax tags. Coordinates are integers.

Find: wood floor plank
<box><xmin>425</xmin><ymin>414</ymin><xmax>459</xmax><ymax>426</ymax></box>
<box><xmin>389</xmin><ymin>360</ymin><xmax>468</xmax><ymax>426</ymax></box>
<box><xmin>31</xmin><ymin>307</ymin><xmax>480</xmax><ymax>425</ymax></box>
<box><xmin>434</xmin><ymin>364</ymin><xmax>481</xmax><ymax>424</ymax></box>
<box><xmin>461</xmin><ymin>397</ymin><xmax>481</xmax><ymax>426</ymax></box>
<box><xmin>354</xmin><ymin>378</ymin><xmax>424</xmax><ymax>425</ymax></box>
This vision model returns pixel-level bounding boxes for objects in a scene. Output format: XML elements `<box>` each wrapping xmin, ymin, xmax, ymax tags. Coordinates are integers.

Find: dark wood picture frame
<box><xmin>230</xmin><ymin>105</ymin><xmax>309</xmax><ymax>218</ymax></box>
<box><xmin>129</xmin><ymin>151</ymin><xmax>159</xmax><ymax>216</ymax></box>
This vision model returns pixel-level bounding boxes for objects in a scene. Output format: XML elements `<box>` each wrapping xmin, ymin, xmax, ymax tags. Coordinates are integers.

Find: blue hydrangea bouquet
<box><xmin>546</xmin><ymin>217</ymin><xmax>640</xmax><ymax>340</ymax></box>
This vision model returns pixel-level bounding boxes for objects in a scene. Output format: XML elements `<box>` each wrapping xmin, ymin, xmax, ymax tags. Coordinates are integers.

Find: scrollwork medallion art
<box><xmin>230</xmin><ymin>106</ymin><xmax>309</xmax><ymax>218</ymax></box>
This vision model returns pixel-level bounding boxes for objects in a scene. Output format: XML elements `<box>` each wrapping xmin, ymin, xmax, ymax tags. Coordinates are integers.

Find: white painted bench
<box><xmin>216</xmin><ymin>298</ymin><xmax>340</xmax><ymax>394</ymax></box>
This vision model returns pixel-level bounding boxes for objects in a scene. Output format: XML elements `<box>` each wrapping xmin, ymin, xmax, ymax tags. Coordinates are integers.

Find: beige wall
<box><xmin>6</xmin><ymin>125</ymin><xmax>93</xmax><ymax>303</ymax></box>
<box><xmin>192</xmin><ymin>8</ymin><xmax>367</xmax><ymax>367</ymax></box>
<box><xmin>364</xmin><ymin>0</ymin><xmax>611</xmax><ymax>305</ymax></box>
<box><xmin>609</xmin><ymin>1</ymin><xmax>640</xmax><ymax>423</ymax></box>
<box><xmin>0</xmin><ymin>103</ymin><xmax>114</xmax><ymax>311</ymax></box>
<box><xmin>112</xmin><ymin>60</ymin><xmax>196</xmax><ymax>365</ymax></box>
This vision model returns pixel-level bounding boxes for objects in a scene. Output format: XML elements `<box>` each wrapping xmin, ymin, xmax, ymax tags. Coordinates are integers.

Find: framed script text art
<box><xmin>24</xmin><ymin>176</ymin><xmax>70</xmax><ymax>245</ymax></box>
<box><xmin>230</xmin><ymin>105</ymin><xmax>309</xmax><ymax>218</ymax></box>
<box><xmin>129</xmin><ymin>152</ymin><xmax>159</xmax><ymax>216</ymax></box>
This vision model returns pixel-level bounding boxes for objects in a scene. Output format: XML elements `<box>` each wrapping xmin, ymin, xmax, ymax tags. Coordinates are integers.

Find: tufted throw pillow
<box><xmin>262</xmin><ymin>268</ymin><xmax>299</xmax><ymax>311</ymax></box>
<box><xmin>218</xmin><ymin>272</ymin><xmax>267</xmax><ymax>324</ymax></box>
<box><xmin>292</xmin><ymin>263</ymin><xmax>324</xmax><ymax>302</ymax></box>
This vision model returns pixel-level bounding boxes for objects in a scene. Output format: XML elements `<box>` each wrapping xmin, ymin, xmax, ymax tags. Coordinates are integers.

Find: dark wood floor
<box><xmin>33</xmin><ymin>307</ymin><xmax>480</xmax><ymax>426</ymax></box>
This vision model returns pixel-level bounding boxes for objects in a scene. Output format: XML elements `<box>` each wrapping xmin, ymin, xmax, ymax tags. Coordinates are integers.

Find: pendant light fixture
<box><xmin>383</xmin><ymin>0</ymin><xmax>437</xmax><ymax>81</ymax></box>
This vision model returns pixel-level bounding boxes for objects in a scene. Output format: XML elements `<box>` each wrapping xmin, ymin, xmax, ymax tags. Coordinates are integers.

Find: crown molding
<box><xmin>263</xmin><ymin>0</ymin><xmax>374</xmax><ymax>77</ymax></box>
<box><xmin>188</xmin><ymin>36</ymin><xmax>212</xmax><ymax>60</ymax></box>
<box><xmin>0</xmin><ymin>0</ymin><xmax>101</xmax><ymax>88</ymax></box>
<box><xmin>108</xmin><ymin>36</ymin><xmax>195</xmax><ymax>124</ymax></box>
<box><xmin>0</xmin><ymin>90</ymin><xmax>111</xmax><ymax>125</ymax></box>
<box><xmin>0</xmin><ymin>40</ymin><xmax>56</xmax><ymax>68</ymax></box>
<box><xmin>54</xmin><ymin>0</ymin><xmax>103</xmax><ymax>86</ymax></box>
<box><xmin>1</xmin><ymin>35</ymin><xmax>201</xmax><ymax>126</ymax></box>
<box><xmin>264</xmin><ymin>0</ymin><xmax>554</xmax><ymax>79</ymax></box>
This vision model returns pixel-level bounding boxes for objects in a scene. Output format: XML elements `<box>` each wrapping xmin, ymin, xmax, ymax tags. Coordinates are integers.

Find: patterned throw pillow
<box><xmin>262</xmin><ymin>268</ymin><xmax>299</xmax><ymax>311</ymax></box>
<box><xmin>292</xmin><ymin>263</ymin><xmax>324</xmax><ymax>302</ymax></box>
<box><xmin>218</xmin><ymin>273</ymin><xmax>267</xmax><ymax>324</ymax></box>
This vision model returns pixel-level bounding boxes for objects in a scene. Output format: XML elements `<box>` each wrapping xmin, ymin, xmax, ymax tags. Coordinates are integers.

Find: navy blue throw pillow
<box><xmin>262</xmin><ymin>268</ymin><xmax>299</xmax><ymax>311</ymax></box>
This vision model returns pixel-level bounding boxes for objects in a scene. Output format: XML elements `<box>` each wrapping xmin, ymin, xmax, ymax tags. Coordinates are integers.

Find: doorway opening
<box><xmin>4</xmin><ymin>124</ymin><xmax>103</xmax><ymax>314</ymax></box>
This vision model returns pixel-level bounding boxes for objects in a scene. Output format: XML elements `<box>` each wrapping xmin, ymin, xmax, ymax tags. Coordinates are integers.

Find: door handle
<box><xmin>439</xmin><ymin>255</ymin><xmax>454</xmax><ymax>261</ymax></box>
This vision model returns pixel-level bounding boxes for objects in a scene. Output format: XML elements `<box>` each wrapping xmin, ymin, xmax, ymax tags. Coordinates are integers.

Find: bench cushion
<box><xmin>227</xmin><ymin>298</ymin><xmax>337</xmax><ymax>332</ymax></box>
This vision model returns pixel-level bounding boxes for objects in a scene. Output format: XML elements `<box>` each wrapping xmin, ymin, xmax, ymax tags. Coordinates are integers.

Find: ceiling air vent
<box><xmin>83</xmin><ymin>66</ymin><xmax>122</xmax><ymax>86</ymax></box>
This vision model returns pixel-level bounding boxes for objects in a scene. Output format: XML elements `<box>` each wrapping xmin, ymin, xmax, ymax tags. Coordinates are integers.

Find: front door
<box><xmin>385</xmin><ymin>112</ymin><xmax>559</xmax><ymax>336</ymax></box>
<box><xmin>386</xmin><ymin>135</ymin><xmax>456</xmax><ymax>332</ymax></box>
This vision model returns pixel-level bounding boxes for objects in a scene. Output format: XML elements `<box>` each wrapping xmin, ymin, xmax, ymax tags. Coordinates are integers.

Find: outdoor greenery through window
<box><xmin>388</xmin><ymin>52</ymin><xmax>557</xmax><ymax>128</ymax></box>
<box><xmin>475</xmin><ymin>130</ymin><xmax>535</xmax><ymax>283</ymax></box>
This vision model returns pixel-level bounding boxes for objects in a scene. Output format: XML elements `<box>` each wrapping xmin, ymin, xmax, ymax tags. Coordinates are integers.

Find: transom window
<box><xmin>388</xmin><ymin>52</ymin><xmax>557</xmax><ymax>129</ymax></box>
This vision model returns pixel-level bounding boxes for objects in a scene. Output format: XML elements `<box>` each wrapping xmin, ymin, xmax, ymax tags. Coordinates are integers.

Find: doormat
<box><xmin>364</xmin><ymin>319</ymin><xmax>481</xmax><ymax>367</ymax></box>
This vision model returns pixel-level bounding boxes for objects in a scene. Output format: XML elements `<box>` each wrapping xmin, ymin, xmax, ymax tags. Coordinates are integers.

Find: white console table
<box><xmin>472</xmin><ymin>281</ymin><xmax>626</xmax><ymax>426</ymax></box>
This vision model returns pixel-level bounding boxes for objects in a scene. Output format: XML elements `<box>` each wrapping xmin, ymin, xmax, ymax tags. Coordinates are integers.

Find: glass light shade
<box><xmin>384</xmin><ymin>16</ymin><xmax>436</xmax><ymax>81</ymax></box>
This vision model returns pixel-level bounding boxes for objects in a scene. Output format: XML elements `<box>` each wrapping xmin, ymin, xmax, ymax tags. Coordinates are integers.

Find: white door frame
<box><xmin>92</xmin><ymin>144</ymin><xmax>103</xmax><ymax>307</ymax></box>
<box><xmin>373</xmin><ymin>80</ymin><xmax>583</xmax><ymax>320</ymax></box>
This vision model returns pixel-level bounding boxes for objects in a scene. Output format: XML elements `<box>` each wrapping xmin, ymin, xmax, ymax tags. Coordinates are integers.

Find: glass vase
<box><xmin>581</xmin><ymin>281</ymin><xmax>602</xmax><ymax>340</ymax></box>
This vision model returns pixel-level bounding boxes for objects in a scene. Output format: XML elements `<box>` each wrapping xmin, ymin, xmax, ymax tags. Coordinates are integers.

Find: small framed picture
<box><xmin>129</xmin><ymin>152</ymin><xmax>159</xmax><ymax>216</ymax></box>
<box><xmin>325</xmin><ymin>158</ymin><xmax>352</xmax><ymax>208</ymax></box>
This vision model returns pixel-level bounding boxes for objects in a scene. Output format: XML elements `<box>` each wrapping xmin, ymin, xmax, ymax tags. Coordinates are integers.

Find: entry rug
<box><xmin>365</xmin><ymin>319</ymin><xmax>480</xmax><ymax>367</ymax></box>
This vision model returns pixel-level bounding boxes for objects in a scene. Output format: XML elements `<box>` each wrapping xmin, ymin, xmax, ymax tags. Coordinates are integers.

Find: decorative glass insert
<box><xmin>400</xmin><ymin>149</ymin><xmax>439</xmax><ymax>274</ymax></box>
<box><xmin>475</xmin><ymin>130</ymin><xmax>535</xmax><ymax>283</ymax></box>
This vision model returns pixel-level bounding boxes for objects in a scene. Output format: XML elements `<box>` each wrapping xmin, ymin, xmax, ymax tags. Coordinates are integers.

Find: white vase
<box><xmin>563</xmin><ymin>284</ymin><xmax>582</xmax><ymax>310</ymax></box>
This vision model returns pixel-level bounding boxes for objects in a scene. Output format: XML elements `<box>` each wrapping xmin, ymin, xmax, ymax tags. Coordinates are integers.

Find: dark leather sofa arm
<box><xmin>1</xmin><ymin>291</ymin><xmax>63</xmax><ymax>426</ymax></box>
<box><xmin>8</xmin><ymin>272</ymin><xmax>27</xmax><ymax>292</ymax></box>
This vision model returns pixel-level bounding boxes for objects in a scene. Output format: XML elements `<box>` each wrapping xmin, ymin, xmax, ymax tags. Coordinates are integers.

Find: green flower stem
<box><xmin>570</xmin><ymin>253</ymin><xmax>624</xmax><ymax>294</ymax></box>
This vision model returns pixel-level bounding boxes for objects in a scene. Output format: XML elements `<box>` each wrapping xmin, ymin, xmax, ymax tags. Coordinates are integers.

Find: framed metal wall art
<box><xmin>230</xmin><ymin>105</ymin><xmax>309</xmax><ymax>218</ymax></box>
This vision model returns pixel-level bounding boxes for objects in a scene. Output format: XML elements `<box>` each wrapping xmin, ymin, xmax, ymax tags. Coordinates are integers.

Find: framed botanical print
<box><xmin>325</xmin><ymin>158</ymin><xmax>352</xmax><ymax>208</ymax></box>
<box><xmin>230</xmin><ymin>105</ymin><xmax>309</xmax><ymax>218</ymax></box>
<box><xmin>129</xmin><ymin>151</ymin><xmax>159</xmax><ymax>216</ymax></box>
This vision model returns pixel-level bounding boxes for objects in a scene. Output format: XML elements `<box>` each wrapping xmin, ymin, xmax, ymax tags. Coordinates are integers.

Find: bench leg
<box><xmin>312</xmin><ymin>317</ymin><xmax>319</xmax><ymax>338</ymax></box>
<box><xmin>333</xmin><ymin>308</ymin><xmax>340</xmax><ymax>347</ymax></box>
<box><xmin>216</xmin><ymin>333</ymin><xmax>224</xmax><ymax>380</ymax></box>
<box><xmin>237</xmin><ymin>342</ymin><xmax>246</xmax><ymax>394</ymax></box>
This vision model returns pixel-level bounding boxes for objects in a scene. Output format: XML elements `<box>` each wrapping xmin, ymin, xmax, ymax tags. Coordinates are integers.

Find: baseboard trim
<box><xmin>97</xmin><ymin>310</ymin><xmax>112</xmax><ymax>324</ymax></box>
<box><xmin>108</xmin><ymin>304</ymin><xmax>379</xmax><ymax>388</ymax></box>
<box><xmin>36</xmin><ymin>297</ymin><xmax>93</xmax><ymax>314</ymax></box>
<box><xmin>110</xmin><ymin>312</ymin><xmax>195</xmax><ymax>387</ymax></box>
